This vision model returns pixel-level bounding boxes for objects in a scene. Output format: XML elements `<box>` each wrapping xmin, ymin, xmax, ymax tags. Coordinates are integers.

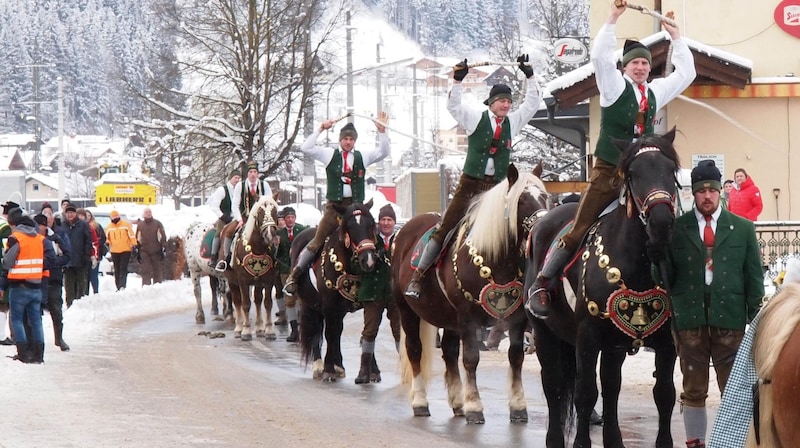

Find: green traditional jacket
<box><xmin>276</xmin><ymin>223</ymin><xmax>307</xmax><ymax>274</ymax></box>
<box><xmin>357</xmin><ymin>232</ymin><xmax>393</xmax><ymax>303</ymax></box>
<box><xmin>595</xmin><ymin>83</ymin><xmax>656</xmax><ymax>166</ymax></box>
<box><xmin>662</xmin><ymin>209</ymin><xmax>764</xmax><ymax>331</ymax></box>
<box><xmin>326</xmin><ymin>150</ymin><xmax>366</xmax><ymax>202</ymax></box>
<box><xmin>463</xmin><ymin>111</ymin><xmax>511</xmax><ymax>182</ymax></box>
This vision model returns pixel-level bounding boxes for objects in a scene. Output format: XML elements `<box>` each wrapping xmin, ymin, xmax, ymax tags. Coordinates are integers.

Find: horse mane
<box><xmin>464</xmin><ymin>172</ymin><xmax>546</xmax><ymax>261</ymax></box>
<box><xmin>242</xmin><ymin>195</ymin><xmax>277</xmax><ymax>241</ymax></box>
<box><xmin>753</xmin><ymin>283</ymin><xmax>800</xmax><ymax>380</ymax></box>
<box><xmin>617</xmin><ymin>132</ymin><xmax>681</xmax><ymax>176</ymax></box>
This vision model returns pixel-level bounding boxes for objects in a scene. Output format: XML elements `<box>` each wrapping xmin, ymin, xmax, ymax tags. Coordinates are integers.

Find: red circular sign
<box><xmin>775</xmin><ymin>0</ymin><xmax>800</xmax><ymax>38</ymax></box>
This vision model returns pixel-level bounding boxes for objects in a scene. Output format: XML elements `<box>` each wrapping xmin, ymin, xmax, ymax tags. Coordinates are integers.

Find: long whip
<box><xmin>615</xmin><ymin>0</ymin><xmax>679</xmax><ymax>28</ymax></box>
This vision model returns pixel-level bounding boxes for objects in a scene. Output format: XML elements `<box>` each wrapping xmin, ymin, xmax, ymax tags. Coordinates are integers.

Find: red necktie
<box><xmin>250</xmin><ymin>183</ymin><xmax>256</xmax><ymax>195</ymax></box>
<box><xmin>384</xmin><ymin>236</ymin><xmax>390</xmax><ymax>251</ymax></box>
<box><xmin>704</xmin><ymin>215</ymin><xmax>714</xmax><ymax>270</ymax></box>
<box><xmin>288</xmin><ymin>227</ymin><xmax>293</xmax><ymax>241</ymax></box>
<box><xmin>491</xmin><ymin>117</ymin><xmax>503</xmax><ymax>155</ymax></box>
<box><xmin>638</xmin><ymin>84</ymin><xmax>648</xmax><ymax>112</ymax></box>
<box><xmin>342</xmin><ymin>151</ymin><xmax>352</xmax><ymax>184</ymax></box>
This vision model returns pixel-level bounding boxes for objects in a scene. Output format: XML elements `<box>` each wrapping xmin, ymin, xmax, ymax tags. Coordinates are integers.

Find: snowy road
<box><xmin>0</xmin><ymin>278</ymin><xmax>720</xmax><ymax>447</ymax></box>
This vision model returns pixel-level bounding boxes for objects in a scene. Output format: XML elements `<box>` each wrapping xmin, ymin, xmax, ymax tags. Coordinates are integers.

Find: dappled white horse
<box><xmin>184</xmin><ymin>221</ymin><xmax>231</xmax><ymax>325</ymax></box>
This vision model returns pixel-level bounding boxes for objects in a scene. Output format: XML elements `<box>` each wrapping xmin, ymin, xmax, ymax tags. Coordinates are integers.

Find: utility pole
<box><xmin>16</xmin><ymin>61</ymin><xmax>55</xmax><ymax>173</ymax></box>
<box><xmin>57</xmin><ymin>77</ymin><xmax>66</xmax><ymax>200</ymax></box>
<box><xmin>345</xmin><ymin>10</ymin><xmax>354</xmax><ymax>124</ymax></box>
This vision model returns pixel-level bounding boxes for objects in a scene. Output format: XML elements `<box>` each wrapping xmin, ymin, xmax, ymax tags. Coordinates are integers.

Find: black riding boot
<box><xmin>9</xmin><ymin>342</ymin><xmax>32</xmax><ymax>363</ymax></box>
<box><xmin>208</xmin><ymin>236</ymin><xmax>220</xmax><ymax>268</ymax></box>
<box><xmin>404</xmin><ymin>239</ymin><xmax>442</xmax><ymax>299</ymax></box>
<box><xmin>286</xmin><ymin>320</ymin><xmax>299</xmax><ymax>342</ymax></box>
<box><xmin>54</xmin><ymin>323</ymin><xmax>70</xmax><ymax>352</ymax></box>
<box><xmin>370</xmin><ymin>353</ymin><xmax>381</xmax><ymax>383</ymax></box>
<box><xmin>283</xmin><ymin>247</ymin><xmax>316</xmax><ymax>295</ymax></box>
<box><xmin>355</xmin><ymin>341</ymin><xmax>375</xmax><ymax>384</ymax></box>
<box><xmin>525</xmin><ymin>242</ymin><xmax>572</xmax><ymax>318</ymax></box>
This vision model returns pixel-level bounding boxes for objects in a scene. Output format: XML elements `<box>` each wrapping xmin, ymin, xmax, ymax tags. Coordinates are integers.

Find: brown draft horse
<box><xmin>392</xmin><ymin>164</ymin><xmax>548</xmax><ymax>424</ymax></box>
<box><xmin>223</xmin><ymin>195</ymin><xmax>280</xmax><ymax>341</ymax></box>
<box><xmin>747</xmin><ymin>281</ymin><xmax>800</xmax><ymax>447</ymax></box>
<box><xmin>294</xmin><ymin>200</ymin><xmax>379</xmax><ymax>381</ymax></box>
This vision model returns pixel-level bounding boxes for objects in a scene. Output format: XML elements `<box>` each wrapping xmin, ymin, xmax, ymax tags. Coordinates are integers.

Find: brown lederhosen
<box><xmin>431</xmin><ymin>174</ymin><xmax>497</xmax><ymax>244</ymax></box>
<box><xmin>560</xmin><ymin>159</ymin><xmax>622</xmax><ymax>250</ymax></box>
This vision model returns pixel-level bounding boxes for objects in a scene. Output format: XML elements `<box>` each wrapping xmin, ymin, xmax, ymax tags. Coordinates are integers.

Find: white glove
<box><xmin>91</xmin><ymin>256</ymin><xmax>99</xmax><ymax>269</ymax></box>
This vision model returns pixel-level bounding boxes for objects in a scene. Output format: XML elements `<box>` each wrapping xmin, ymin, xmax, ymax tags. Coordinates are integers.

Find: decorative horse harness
<box><xmin>320</xmin><ymin>209</ymin><xmax>377</xmax><ymax>303</ymax></box>
<box><xmin>452</xmin><ymin>208</ymin><xmax>548</xmax><ymax>320</ymax></box>
<box><xmin>232</xmin><ymin>212</ymin><xmax>277</xmax><ymax>278</ymax></box>
<box><xmin>578</xmin><ymin>146</ymin><xmax>677</xmax><ymax>351</ymax></box>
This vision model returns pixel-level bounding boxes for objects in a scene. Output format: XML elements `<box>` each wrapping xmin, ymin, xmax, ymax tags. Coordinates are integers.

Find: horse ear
<box><xmin>364</xmin><ymin>198</ymin><xmax>374</xmax><ymax>210</ymax></box>
<box><xmin>272</xmin><ymin>191</ymin><xmax>279</xmax><ymax>201</ymax></box>
<box><xmin>663</xmin><ymin>126</ymin><xmax>677</xmax><ymax>143</ymax></box>
<box><xmin>532</xmin><ymin>161</ymin><xmax>543</xmax><ymax>178</ymax></box>
<box><xmin>507</xmin><ymin>164</ymin><xmax>519</xmax><ymax>187</ymax></box>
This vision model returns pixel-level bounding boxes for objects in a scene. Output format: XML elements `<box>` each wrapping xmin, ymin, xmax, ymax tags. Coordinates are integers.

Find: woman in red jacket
<box><xmin>728</xmin><ymin>168</ymin><xmax>763</xmax><ymax>221</ymax></box>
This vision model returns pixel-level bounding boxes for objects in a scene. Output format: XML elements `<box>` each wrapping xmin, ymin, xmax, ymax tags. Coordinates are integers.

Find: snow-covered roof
<box><xmin>94</xmin><ymin>172</ymin><xmax>158</xmax><ymax>187</ymax></box>
<box><xmin>27</xmin><ymin>172</ymin><xmax>60</xmax><ymax>190</ymax></box>
<box><xmin>546</xmin><ymin>31</ymin><xmax>754</xmax><ymax>95</ymax></box>
<box><xmin>0</xmin><ymin>134</ymin><xmax>36</xmax><ymax>147</ymax></box>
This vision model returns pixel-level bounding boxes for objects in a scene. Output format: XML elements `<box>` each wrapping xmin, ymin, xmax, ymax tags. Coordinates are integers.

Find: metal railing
<box><xmin>755</xmin><ymin>221</ymin><xmax>800</xmax><ymax>281</ymax></box>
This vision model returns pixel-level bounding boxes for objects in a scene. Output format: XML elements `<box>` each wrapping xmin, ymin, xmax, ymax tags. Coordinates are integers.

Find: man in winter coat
<box><xmin>659</xmin><ymin>160</ymin><xmax>764</xmax><ymax>448</ymax></box>
<box><xmin>135</xmin><ymin>207</ymin><xmax>167</xmax><ymax>286</ymax></box>
<box><xmin>38</xmin><ymin>208</ymin><xmax>72</xmax><ymax>351</ymax></box>
<box><xmin>0</xmin><ymin>200</ymin><xmax>19</xmax><ymax>346</ymax></box>
<box><xmin>105</xmin><ymin>210</ymin><xmax>137</xmax><ymax>291</ymax></box>
<box><xmin>525</xmin><ymin>0</ymin><xmax>696</xmax><ymax>317</ymax></box>
<box><xmin>60</xmin><ymin>203</ymin><xmax>93</xmax><ymax>308</ymax></box>
<box><xmin>274</xmin><ymin>207</ymin><xmax>306</xmax><ymax>341</ymax></box>
<box><xmin>354</xmin><ymin>204</ymin><xmax>401</xmax><ymax>384</ymax></box>
<box><xmin>207</xmin><ymin>169</ymin><xmax>240</xmax><ymax>271</ymax></box>
<box><xmin>727</xmin><ymin>168</ymin><xmax>763</xmax><ymax>221</ymax></box>
<box><xmin>0</xmin><ymin>208</ymin><xmax>55</xmax><ymax>363</ymax></box>
<box><xmin>404</xmin><ymin>53</ymin><xmax>542</xmax><ymax>299</ymax></box>
<box><xmin>283</xmin><ymin>113</ymin><xmax>390</xmax><ymax>294</ymax></box>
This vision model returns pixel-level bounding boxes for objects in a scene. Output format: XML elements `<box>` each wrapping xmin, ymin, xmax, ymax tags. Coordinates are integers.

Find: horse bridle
<box><xmin>343</xmin><ymin>209</ymin><xmax>377</xmax><ymax>255</ymax></box>
<box><xmin>624</xmin><ymin>146</ymin><xmax>676</xmax><ymax>226</ymax></box>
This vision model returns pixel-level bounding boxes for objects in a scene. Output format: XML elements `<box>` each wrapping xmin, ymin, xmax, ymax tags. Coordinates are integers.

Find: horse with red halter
<box><xmin>524</xmin><ymin>129</ymin><xmax>680</xmax><ymax>447</ymax></box>
<box><xmin>293</xmin><ymin>200</ymin><xmax>379</xmax><ymax>381</ymax></box>
<box><xmin>223</xmin><ymin>195</ymin><xmax>281</xmax><ymax>341</ymax></box>
<box><xmin>746</xmin><ymin>280</ymin><xmax>800</xmax><ymax>447</ymax></box>
<box><xmin>392</xmin><ymin>164</ymin><xmax>548</xmax><ymax>424</ymax></box>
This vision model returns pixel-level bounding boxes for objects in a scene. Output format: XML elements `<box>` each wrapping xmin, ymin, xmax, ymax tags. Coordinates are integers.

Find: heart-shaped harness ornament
<box><xmin>606</xmin><ymin>287</ymin><xmax>670</xmax><ymax>343</ymax></box>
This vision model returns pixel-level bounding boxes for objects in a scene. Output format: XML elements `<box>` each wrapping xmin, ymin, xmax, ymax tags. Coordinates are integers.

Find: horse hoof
<box><xmin>264</xmin><ymin>333</ymin><xmax>277</xmax><ymax>341</ymax></box>
<box><xmin>312</xmin><ymin>370</ymin><xmax>323</xmax><ymax>381</ymax></box>
<box><xmin>213</xmin><ymin>316</ymin><xmax>223</xmax><ymax>322</ymax></box>
<box><xmin>234</xmin><ymin>331</ymin><xmax>242</xmax><ymax>339</ymax></box>
<box><xmin>413</xmin><ymin>406</ymin><xmax>431</xmax><ymax>417</ymax></box>
<box><xmin>369</xmin><ymin>373</ymin><xmax>381</xmax><ymax>383</ymax></box>
<box><xmin>509</xmin><ymin>409</ymin><xmax>528</xmax><ymax>423</ymax></box>
<box><xmin>255</xmin><ymin>331</ymin><xmax>265</xmax><ymax>338</ymax></box>
<box><xmin>322</xmin><ymin>373</ymin><xmax>337</xmax><ymax>382</ymax></box>
<box><xmin>241</xmin><ymin>334</ymin><xmax>252</xmax><ymax>342</ymax></box>
<box><xmin>465</xmin><ymin>411</ymin><xmax>485</xmax><ymax>424</ymax></box>
<box><xmin>196</xmin><ymin>316</ymin><xmax>205</xmax><ymax>325</ymax></box>
<box><xmin>452</xmin><ymin>407</ymin><xmax>465</xmax><ymax>417</ymax></box>
<box><xmin>334</xmin><ymin>365</ymin><xmax>346</xmax><ymax>378</ymax></box>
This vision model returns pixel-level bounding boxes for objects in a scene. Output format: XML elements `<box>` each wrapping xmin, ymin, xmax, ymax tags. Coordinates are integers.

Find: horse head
<box><xmin>337</xmin><ymin>199</ymin><xmax>377</xmax><ymax>273</ymax></box>
<box><xmin>243</xmin><ymin>195</ymin><xmax>279</xmax><ymax>252</ymax></box>
<box><xmin>616</xmin><ymin>127</ymin><xmax>680</xmax><ymax>258</ymax></box>
<box><xmin>465</xmin><ymin>164</ymin><xmax>549</xmax><ymax>261</ymax></box>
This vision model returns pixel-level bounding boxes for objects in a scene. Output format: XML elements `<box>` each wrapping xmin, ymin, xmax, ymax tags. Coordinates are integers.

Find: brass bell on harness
<box><xmin>631</xmin><ymin>305</ymin><xmax>650</xmax><ymax>326</ymax></box>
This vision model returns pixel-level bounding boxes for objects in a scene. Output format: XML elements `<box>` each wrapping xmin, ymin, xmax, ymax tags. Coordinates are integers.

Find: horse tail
<box><xmin>398</xmin><ymin>320</ymin><xmax>436</xmax><ymax>386</ymax></box>
<box><xmin>299</xmin><ymin>296</ymin><xmax>323</xmax><ymax>367</ymax></box>
<box><xmin>749</xmin><ymin>283</ymin><xmax>800</xmax><ymax>447</ymax></box>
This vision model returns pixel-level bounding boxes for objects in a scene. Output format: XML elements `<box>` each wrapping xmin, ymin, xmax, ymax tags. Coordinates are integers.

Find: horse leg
<box><xmin>254</xmin><ymin>286</ymin><xmax>266</xmax><ymax>338</ymax></box>
<box><xmin>398</xmin><ymin>304</ymin><xmax>430</xmax><ymax>417</ymax></box>
<box><xmin>460</xmin><ymin>322</ymin><xmax>485</xmax><ymax>424</ymax></box>
<box><xmin>210</xmin><ymin>276</ymin><xmax>220</xmax><ymax>316</ymax></box>
<box><xmin>533</xmin><ymin>318</ymin><xmax>572</xmax><ymax>448</ymax></box>
<box><xmin>262</xmin><ymin>286</ymin><xmax>276</xmax><ymax>340</ymax></box>
<box><xmin>652</xmin><ymin>333</ymin><xmax>677</xmax><ymax>448</ymax></box>
<box><xmin>239</xmin><ymin>285</ymin><xmax>253</xmax><ymax>341</ymax></box>
<box><xmin>321</xmin><ymin>311</ymin><xmax>346</xmax><ymax>382</ymax></box>
<box><xmin>599</xmin><ymin>349</ymin><xmax>626</xmax><ymax>448</ymax></box>
<box><xmin>572</xmin><ymin>328</ymin><xmax>601</xmax><ymax>448</ymax></box>
<box><xmin>231</xmin><ymin>286</ymin><xmax>243</xmax><ymax>338</ymax></box>
<box><xmin>440</xmin><ymin>329</ymin><xmax>464</xmax><ymax>416</ymax></box>
<box><xmin>507</xmin><ymin>318</ymin><xmax>528</xmax><ymax>423</ymax></box>
<box><xmin>191</xmin><ymin>271</ymin><xmax>205</xmax><ymax>324</ymax></box>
